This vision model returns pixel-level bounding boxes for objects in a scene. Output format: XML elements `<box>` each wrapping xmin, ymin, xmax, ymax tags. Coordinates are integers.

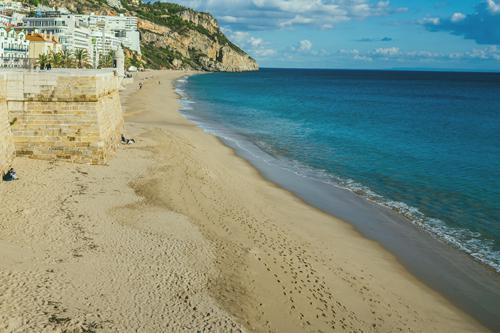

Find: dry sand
<box><xmin>0</xmin><ymin>70</ymin><xmax>487</xmax><ymax>333</ymax></box>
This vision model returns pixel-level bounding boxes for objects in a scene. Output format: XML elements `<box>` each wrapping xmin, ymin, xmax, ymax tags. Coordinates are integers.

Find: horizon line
<box><xmin>258</xmin><ymin>66</ymin><xmax>500</xmax><ymax>74</ymax></box>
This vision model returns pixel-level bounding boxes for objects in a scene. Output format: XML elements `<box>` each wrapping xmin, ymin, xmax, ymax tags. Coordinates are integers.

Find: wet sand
<box><xmin>0</xmin><ymin>70</ymin><xmax>489</xmax><ymax>332</ymax></box>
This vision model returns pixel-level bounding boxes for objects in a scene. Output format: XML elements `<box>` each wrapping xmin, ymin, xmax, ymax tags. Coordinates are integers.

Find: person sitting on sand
<box><xmin>121</xmin><ymin>134</ymin><xmax>136</xmax><ymax>145</ymax></box>
<box><xmin>2</xmin><ymin>168</ymin><xmax>18</xmax><ymax>181</ymax></box>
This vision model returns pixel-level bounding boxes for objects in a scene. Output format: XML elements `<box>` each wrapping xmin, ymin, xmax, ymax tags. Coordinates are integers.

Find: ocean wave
<box><xmin>174</xmin><ymin>76</ymin><xmax>500</xmax><ymax>273</ymax></box>
<box><xmin>296</xmin><ymin>163</ymin><xmax>500</xmax><ymax>272</ymax></box>
<box><xmin>276</xmin><ymin>156</ymin><xmax>500</xmax><ymax>272</ymax></box>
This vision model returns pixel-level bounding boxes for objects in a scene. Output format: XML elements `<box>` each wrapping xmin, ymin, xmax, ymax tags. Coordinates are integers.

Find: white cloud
<box><xmin>339</xmin><ymin>46</ymin><xmax>500</xmax><ymax>62</ymax></box>
<box><xmin>298</xmin><ymin>40</ymin><xmax>312</xmax><ymax>51</ymax></box>
<box><xmin>255</xmin><ymin>48</ymin><xmax>277</xmax><ymax>57</ymax></box>
<box><xmin>420</xmin><ymin>17</ymin><xmax>440</xmax><ymax>25</ymax></box>
<box><xmin>459</xmin><ymin>46</ymin><xmax>500</xmax><ymax>60</ymax></box>
<box><xmin>451</xmin><ymin>12</ymin><xmax>466</xmax><ymax>22</ymax></box>
<box><xmin>230</xmin><ymin>31</ymin><xmax>251</xmax><ymax>43</ymax></box>
<box><xmin>354</xmin><ymin>54</ymin><xmax>373</xmax><ymax>61</ymax></box>
<box><xmin>170</xmin><ymin>0</ymin><xmax>397</xmax><ymax>30</ymax></box>
<box><xmin>225</xmin><ymin>28</ymin><xmax>277</xmax><ymax>58</ymax></box>
<box><xmin>279</xmin><ymin>15</ymin><xmax>315</xmax><ymax>28</ymax></box>
<box><xmin>422</xmin><ymin>1</ymin><xmax>500</xmax><ymax>45</ymax></box>
<box><xmin>249</xmin><ymin>37</ymin><xmax>264</xmax><ymax>48</ymax></box>
<box><xmin>487</xmin><ymin>0</ymin><xmax>500</xmax><ymax>13</ymax></box>
<box><xmin>374</xmin><ymin>47</ymin><xmax>400</xmax><ymax>56</ymax></box>
<box><xmin>220</xmin><ymin>16</ymin><xmax>239</xmax><ymax>23</ymax></box>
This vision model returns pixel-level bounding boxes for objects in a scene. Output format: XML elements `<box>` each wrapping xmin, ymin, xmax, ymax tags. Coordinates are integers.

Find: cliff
<box><xmin>138</xmin><ymin>18</ymin><xmax>258</xmax><ymax>72</ymax></box>
<box><xmin>20</xmin><ymin>0</ymin><xmax>258</xmax><ymax>72</ymax></box>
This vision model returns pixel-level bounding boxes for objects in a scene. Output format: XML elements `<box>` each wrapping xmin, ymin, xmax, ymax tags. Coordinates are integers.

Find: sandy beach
<box><xmin>0</xmin><ymin>70</ymin><xmax>488</xmax><ymax>332</ymax></box>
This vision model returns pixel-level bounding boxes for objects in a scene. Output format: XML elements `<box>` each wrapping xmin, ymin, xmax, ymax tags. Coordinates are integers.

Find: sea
<box><xmin>175</xmin><ymin>68</ymin><xmax>500</xmax><ymax>272</ymax></box>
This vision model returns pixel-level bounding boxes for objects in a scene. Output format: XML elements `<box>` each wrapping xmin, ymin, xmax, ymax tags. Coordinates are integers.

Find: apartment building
<box><xmin>0</xmin><ymin>14</ymin><xmax>12</xmax><ymax>26</ymax></box>
<box><xmin>22</xmin><ymin>13</ymin><xmax>93</xmax><ymax>54</ymax></box>
<box><xmin>0</xmin><ymin>27</ymin><xmax>29</xmax><ymax>67</ymax></box>
<box><xmin>75</xmin><ymin>14</ymin><xmax>141</xmax><ymax>53</ymax></box>
<box><xmin>0</xmin><ymin>1</ymin><xmax>27</xmax><ymax>14</ymax></box>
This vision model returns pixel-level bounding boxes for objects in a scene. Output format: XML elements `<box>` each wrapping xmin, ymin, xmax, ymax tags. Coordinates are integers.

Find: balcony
<box><xmin>4</xmin><ymin>48</ymin><xmax>28</xmax><ymax>52</ymax></box>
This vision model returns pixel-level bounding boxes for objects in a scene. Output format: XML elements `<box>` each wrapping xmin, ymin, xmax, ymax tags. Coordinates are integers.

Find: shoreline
<box><xmin>175</xmin><ymin>72</ymin><xmax>500</xmax><ymax>330</ymax></box>
<box><xmin>0</xmin><ymin>70</ymin><xmax>491</xmax><ymax>332</ymax></box>
<box><xmin>204</xmin><ymin>123</ymin><xmax>500</xmax><ymax>330</ymax></box>
<box><xmin>176</xmin><ymin>71</ymin><xmax>500</xmax><ymax>274</ymax></box>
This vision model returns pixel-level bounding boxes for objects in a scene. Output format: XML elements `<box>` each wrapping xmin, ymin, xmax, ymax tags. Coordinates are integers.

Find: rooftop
<box><xmin>26</xmin><ymin>33</ymin><xmax>59</xmax><ymax>43</ymax></box>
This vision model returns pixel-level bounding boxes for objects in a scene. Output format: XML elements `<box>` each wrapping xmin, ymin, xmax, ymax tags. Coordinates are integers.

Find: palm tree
<box><xmin>48</xmin><ymin>49</ymin><xmax>74</xmax><ymax>68</ymax></box>
<box><xmin>61</xmin><ymin>49</ymin><xmax>74</xmax><ymax>68</ymax></box>
<box><xmin>49</xmin><ymin>50</ymin><xmax>63</xmax><ymax>68</ymax></box>
<box><xmin>98</xmin><ymin>50</ymin><xmax>116</xmax><ymax>69</ymax></box>
<box><xmin>74</xmin><ymin>48</ymin><xmax>90</xmax><ymax>68</ymax></box>
<box><xmin>37</xmin><ymin>53</ymin><xmax>49</xmax><ymax>69</ymax></box>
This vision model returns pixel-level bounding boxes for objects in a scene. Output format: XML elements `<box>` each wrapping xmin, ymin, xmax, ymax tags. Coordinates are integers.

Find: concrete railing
<box><xmin>0</xmin><ymin>57</ymin><xmax>36</xmax><ymax>70</ymax></box>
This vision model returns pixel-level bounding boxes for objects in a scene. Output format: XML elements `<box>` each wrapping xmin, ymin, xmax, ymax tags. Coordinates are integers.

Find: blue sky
<box><xmin>160</xmin><ymin>0</ymin><xmax>500</xmax><ymax>70</ymax></box>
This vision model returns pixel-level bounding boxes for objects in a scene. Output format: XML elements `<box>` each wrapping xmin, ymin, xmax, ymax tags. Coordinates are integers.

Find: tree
<box><xmin>98</xmin><ymin>50</ymin><xmax>116</xmax><ymax>69</ymax></box>
<box><xmin>74</xmin><ymin>48</ymin><xmax>90</xmax><ymax>68</ymax></box>
<box><xmin>37</xmin><ymin>53</ymin><xmax>49</xmax><ymax>69</ymax></box>
<box><xmin>47</xmin><ymin>49</ymin><xmax>75</xmax><ymax>68</ymax></box>
<box><xmin>61</xmin><ymin>49</ymin><xmax>74</xmax><ymax>68</ymax></box>
<box><xmin>48</xmin><ymin>50</ymin><xmax>63</xmax><ymax>68</ymax></box>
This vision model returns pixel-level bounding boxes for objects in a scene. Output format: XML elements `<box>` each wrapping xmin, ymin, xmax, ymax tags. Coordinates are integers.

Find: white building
<box><xmin>0</xmin><ymin>27</ymin><xmax>29</xmax><ymax>68</ymax></box>
<box><xmin>75</xmin><ymin>14</ymin><xmax>141</xmax><ymax>54</ymax></box>
<box><xmin>0</xmin><ymin>1</ymin><xmax>27</xmax><ymax>14</ymax></box>
<box><xmin>89</xmin><ymin>27</ymin><xmax>122</xmax><ymax>66</ymax></box>
<box><xmin>10</xmin><ymin>12</ymin><xmax>26</xmax><ymax>25</ymax></box>
<box><xmin>0</xmin><ymin>14</ymin><xmax>12</xmax><ymax>26</ymax></box>
<box><xmin>22</xmin><ymin>12</ymin><xmax>93</xmax><ymax>55</ymax></box>
<box><xmin>123</xmin><ymin>16</ymin><xmax>140</xmax><ymax>53</ymax></box>
<box><xmin>22</xmin><ymin>11</ymin><xmax>141</xmax><ymax>67</ymax></box>
<box><xmin>91</xmin><ymin>29</ymin><xmax>121</xmax><ymax>54</ymax></box>
<box><xmin>0</xmin><ymin>4</ymin><xmax>26</xmax><ymax>26</ymax></box>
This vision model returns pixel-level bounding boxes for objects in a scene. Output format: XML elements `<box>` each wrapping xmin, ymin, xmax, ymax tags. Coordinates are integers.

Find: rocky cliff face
<box><xmin>139</xmin><ymin>19</ymin><xmax>258</xmax><ymax>72</ymax></box>
<box><xmin>178</xmin><ymin>10</ymin><xmax>219</xmax><ymax>35</ymax></box>
<box><xmin>19</xmin><ymin>0</ymin><xmax>259</xmax><ymax>72</ymax></box>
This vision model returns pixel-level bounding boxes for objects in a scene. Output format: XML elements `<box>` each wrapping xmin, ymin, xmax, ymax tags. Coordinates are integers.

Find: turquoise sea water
<box><xmin>176</xmin><ymin>69</ymin><xmax>500</xmax><ymax>272</ymax></box>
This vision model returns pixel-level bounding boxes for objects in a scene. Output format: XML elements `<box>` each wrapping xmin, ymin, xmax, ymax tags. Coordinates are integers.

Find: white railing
<box><xmin>0</xmin><ymin>57</ymin><xmax>35</xmax><ymax>69</ymax></box>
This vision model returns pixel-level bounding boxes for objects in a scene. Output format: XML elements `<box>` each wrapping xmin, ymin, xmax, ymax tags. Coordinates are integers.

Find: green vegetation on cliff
<box><xmin>121</xmin><ymin>1</ymin><xmax>247</xmax><ymax>56</ymax></box>
<box><xmin>141</xmin><ymin>43</ymin><xmax>189</xmax><ymax>69</ymax></box>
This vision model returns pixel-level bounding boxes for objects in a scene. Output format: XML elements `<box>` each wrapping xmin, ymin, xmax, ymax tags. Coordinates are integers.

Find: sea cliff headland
<box><xmin>0</xmin><ymin>70</ymin><xmax>488</xmax><ymax>332</ymax></box>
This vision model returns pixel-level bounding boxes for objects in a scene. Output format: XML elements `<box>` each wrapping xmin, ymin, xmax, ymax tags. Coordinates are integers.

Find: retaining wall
<box><xmin>0</xmin><ymin>74</ymin><xmax>14</xmax><ymax>175</ymax></box>
<box><xmin>1</xmin><ymin>70</ymin><xmax>123</xmax><ymax>165</ymax></box>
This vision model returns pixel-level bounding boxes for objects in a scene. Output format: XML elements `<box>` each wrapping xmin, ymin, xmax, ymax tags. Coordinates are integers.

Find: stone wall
<box><xmin>0</xmin><ymin>73</ymin><xmax>14</xmax><ymax>175</ymax></box>
<box><xmin>1</xmin><ymin>70</ymin><xmax>123</xmax><ymax>165</ymax></box>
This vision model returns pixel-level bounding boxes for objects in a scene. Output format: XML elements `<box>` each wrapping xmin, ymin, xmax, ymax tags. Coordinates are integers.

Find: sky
<box><xmin>158</xmin><ymin>0</ymin><xmax>500</xmax><ymax>71</ymax></box>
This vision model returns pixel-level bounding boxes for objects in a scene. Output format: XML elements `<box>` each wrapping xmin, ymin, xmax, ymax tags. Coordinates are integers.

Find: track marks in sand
<box><xmin>91</xmin><ymin>203</ymin><xmax>245</xmax><ymax>333</ymax></box>
<box><xmin>132</xmin><ymin>128</ymin><xmax>427</xmax><ymax>333</ymax></box>
<box><xmin>1</xmin><ymin>148</ymin><xmax>246</xmax><ymax>333</ymax></box>
<box><xmin>0</xmin><ymin>160</ymin><xmax>110</xmax><ymax>332</ymax></box>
